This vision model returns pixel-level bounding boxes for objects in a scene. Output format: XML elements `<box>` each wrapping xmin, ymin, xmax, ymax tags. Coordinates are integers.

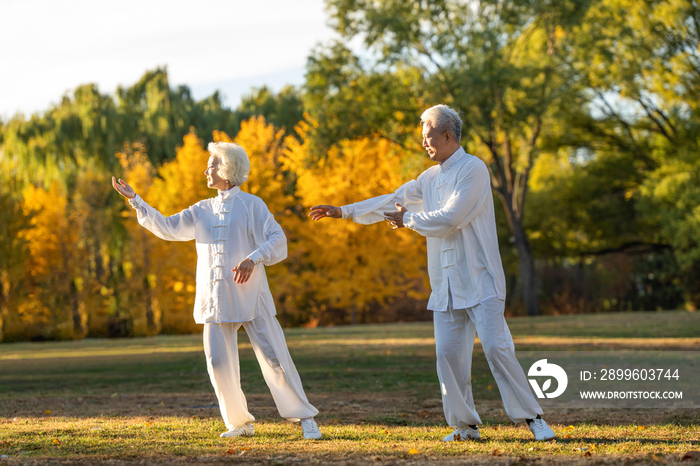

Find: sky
<box><xmin>0</xmin><ymin>0</ymin><xmax>337</xmax><ymax>119</ymax></box>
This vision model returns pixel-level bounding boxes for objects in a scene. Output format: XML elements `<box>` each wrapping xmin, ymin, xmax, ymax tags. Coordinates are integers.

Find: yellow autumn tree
<box><xmin>69</xmin><ymin>169</ymin><xmax>113</xmax><ymax>339</ymax></box>
<box><xmin>113</xmin><ymin>143</ymin><xmax>162</xmax><ymax>336</ymax></box>
<box><xmin>283</xmin><ymin>121</ymin><xmax>431</xmax><ymax>325</ymax></box>
<box><xmin>14</xmin><ymin>182</ymin><xmax>81</xmax><ymax>339</ymax></box>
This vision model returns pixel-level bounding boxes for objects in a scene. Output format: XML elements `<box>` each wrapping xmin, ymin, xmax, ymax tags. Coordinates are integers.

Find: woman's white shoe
<box><xmin>301</xmin><ymin>418</ymin><xmax>322</xmax><ymax>440</ymax></box>
<box><xmin>220</xmin><ymin>423</ymin><xmax>254</xmax><ymax>438</ymax></box>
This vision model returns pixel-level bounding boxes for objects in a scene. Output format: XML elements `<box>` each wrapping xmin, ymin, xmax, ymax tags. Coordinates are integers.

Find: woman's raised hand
<box><xmin>112</xmin><ymin>176</ymin><xmax>136</xmax><ymax>200</ymax></box>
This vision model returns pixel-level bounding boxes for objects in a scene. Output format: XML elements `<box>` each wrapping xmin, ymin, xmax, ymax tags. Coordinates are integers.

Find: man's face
<box><xmin>204</xmin><ymin>155</ymin><xmax>229</xmax><ymax>190</ymax></box>
<box><xmin>422</xmin><ymin>121</ymin><xmax>451</xmax><ymax>163</ymax></box>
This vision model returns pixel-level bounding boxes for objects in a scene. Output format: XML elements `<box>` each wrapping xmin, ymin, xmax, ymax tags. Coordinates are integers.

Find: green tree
<box><xmin>232</xmin><ymin>85</ymin><xmax>305</xmax><ymax>138</ymax></box>
<box><xmin>558</xmin><ymin>0</ymin><xmax>700</xmax><ymax>308</ymax></box>
<box><xmin>306</xmin><ymin>0</ymin><xmax>592</xmax><ymax>315</ymax></box>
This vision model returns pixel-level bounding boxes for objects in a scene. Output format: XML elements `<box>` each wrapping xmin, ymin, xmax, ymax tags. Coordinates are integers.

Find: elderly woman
<box><xmin>111</xmin><ymin>142</ymin><xmax>321</xmax><ymax>440</ymax></box>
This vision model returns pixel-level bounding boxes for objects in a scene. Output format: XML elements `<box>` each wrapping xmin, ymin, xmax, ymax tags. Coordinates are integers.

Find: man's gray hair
<box><xmin>208</xmin><ymin>142</ymin><xmax>250</xmax><ymax>186</ymax></box>
<box><xmin>420</xmin><ymin>104</ymin><xmax>463</xmax><ymax>141</ymax></box>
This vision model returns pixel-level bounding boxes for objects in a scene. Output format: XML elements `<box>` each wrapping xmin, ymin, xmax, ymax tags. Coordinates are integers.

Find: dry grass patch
<box><xmin>0</xmin><ymin>313</ymin><xmax>698</xmax><ymax>465</ymax></box>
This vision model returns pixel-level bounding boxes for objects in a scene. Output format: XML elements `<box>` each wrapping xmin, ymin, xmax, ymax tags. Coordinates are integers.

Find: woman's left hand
<box><xmin>232</xmin><ymin>258</ymin><xmax>255</xmax><ymax>284</ymax></box>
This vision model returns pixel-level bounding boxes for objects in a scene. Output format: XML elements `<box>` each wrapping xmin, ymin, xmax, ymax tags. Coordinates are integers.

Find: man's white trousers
<box><xmin>203</xmin><ymin>313</ymin><xmax>318</xmax><ymax>429</ymax></box>
<box><xmin>434</xmin><ymin>295</ymin><xmax>542</xmax><ymax>426</ymax></box>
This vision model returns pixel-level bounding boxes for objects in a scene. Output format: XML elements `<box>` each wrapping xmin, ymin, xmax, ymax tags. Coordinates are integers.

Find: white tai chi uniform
<box><xmin>341</xmin><ymin>147</ymin><xmax>542</xmax><ymax>425</ymax></box>
<box><xmin>129</xmin><ymin>187</ymin><xmax>318</xmax><ymax>428</ymax></box>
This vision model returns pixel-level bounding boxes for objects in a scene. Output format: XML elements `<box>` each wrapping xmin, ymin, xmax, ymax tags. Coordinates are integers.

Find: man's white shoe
<box><xmin>220</xmin><ymin>423</ymin><xmax>254</xmax><ymax>438</ymax></box>
<box><xmin>528</xmin><ymin>418</ymin><xmax>555</xmax><ymax>441</ymax></box>
<box><xmin>442</xmin><ymin>426</ymin><xmax>480</xmax><ymax>441</ymax></box>
<box><xmin>301</xmin><ymin>418</ymin><xmax>322</xmax><ymax>440</ymax></box>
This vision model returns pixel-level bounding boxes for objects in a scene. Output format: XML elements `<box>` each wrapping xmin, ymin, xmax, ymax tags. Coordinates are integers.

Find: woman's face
<box><xmin>204</xmin><ymin>155</ymin><xmax>230</xmax><ymax>190</ymax></box>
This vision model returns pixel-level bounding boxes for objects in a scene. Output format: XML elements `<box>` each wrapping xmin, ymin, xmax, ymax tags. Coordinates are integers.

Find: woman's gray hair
<box><xmin>420</xmin><ymin>104</ymin><xmax>463</xmax><ymax>141</ymax></box>
<box><xmin>207</xmin><ymin>142</ymin><xmax>250</xmax><ymax>186</ymax></box>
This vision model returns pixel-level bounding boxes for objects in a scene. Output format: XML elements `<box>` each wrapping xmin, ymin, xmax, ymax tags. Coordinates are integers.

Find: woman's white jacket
<box><xmin>129</xmin><ymin>186</ymin><xmax>286</xmax><ymax>323</ymax></box>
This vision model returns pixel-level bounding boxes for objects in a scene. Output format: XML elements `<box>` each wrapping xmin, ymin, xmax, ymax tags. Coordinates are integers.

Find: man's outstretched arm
<box><xmin>308</xmin><ymin>179</ymin><xmax>423</xmax><ymax>225</ymax></box>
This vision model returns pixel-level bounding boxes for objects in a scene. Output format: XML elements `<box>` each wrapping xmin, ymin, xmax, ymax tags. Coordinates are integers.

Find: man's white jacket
<box><xmin>129</xmin><ymin>186</ymin><xmax>286</xmax><ymax>323</ymax></box>
<box><xmin>341</xmin><ymin>147</ymin><xmax>506</xmax><ymax>312</ymax></box>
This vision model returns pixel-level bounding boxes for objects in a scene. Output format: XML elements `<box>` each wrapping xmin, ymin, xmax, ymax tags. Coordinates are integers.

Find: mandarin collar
<box><xmin>218</xmin><ymin>186</ymin><xmax>240</xmax><ymax>201</ymax></box>
<box><xmin>439</xmin><ymin>147</ymin><xmax>465</xmax><ymax>172</ymax></box>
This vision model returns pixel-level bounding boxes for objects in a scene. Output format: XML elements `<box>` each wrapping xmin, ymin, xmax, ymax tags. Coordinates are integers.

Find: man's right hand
<box><xmin>112</xmin><ymin>176</ymin><xmax>136</xmax><ymax>200</ymax></box>
<box><xmin>309</xmin><ymin>205</ymin><xmax>342</xmax><ymax>221</ymax></box>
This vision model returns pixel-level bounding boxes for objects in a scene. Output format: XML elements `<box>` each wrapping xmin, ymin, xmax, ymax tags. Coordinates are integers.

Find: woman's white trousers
<box><xmin>203</xmin><ymin>313</ymin><xmax>318</xmax><ymax>429</ymax></box>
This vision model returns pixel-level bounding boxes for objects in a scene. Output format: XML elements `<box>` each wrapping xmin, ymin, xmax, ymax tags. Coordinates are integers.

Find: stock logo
<box><xmin>528</xmin><ymin>359</ymin><xmax>568</xmax><ymax>399</ymax></box>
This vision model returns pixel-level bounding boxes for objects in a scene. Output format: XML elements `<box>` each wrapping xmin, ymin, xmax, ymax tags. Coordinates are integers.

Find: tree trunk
<box><xmin>61</xmin><ymin>238</ymin><xmax>86</xmax><ymax>338</ymax></box>
<box><xmin>142</xmin><ymin>230</ymin><xmax>158</xmax><ymax>334</ymax></box>
<box><xmin>511</xmin><ymin>219</ymin><xmax>540</xmax><ymax>316</ymax></box>
<box><xmin>0</xmin><ymin>270</ymin><xmax>6</xmax><ymax>343</ymax></box>
<box><xmin>350</xmin><ymin>304</ymin><xmax>358</xmax><ymax>325</ymax></box>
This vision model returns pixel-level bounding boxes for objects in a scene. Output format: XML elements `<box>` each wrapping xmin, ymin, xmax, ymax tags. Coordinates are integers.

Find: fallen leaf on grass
<box><xmin>52</xmin><ymin>439</ymin><xmax>61</xmax><ymax>445</ymax></box>
<box><xmin>145</xmin><ymin>422</ymin><xmax>153</xmax><ymax>426</ymax></box>
<box><xmin>564</xmin><ymin>434</ymin><xmax>571</xmax><ymax>439</ymax></box>
<box><xmin>44</xmin><ymin>410</ymin><xmax>51</xmax><ymax>415</ymax></box>
<box><xmin>682</xmin><ymin>451</ymin><xmax>700</xmax><ymax>461</ymax></box>
<box><xmin>408</xmin><ymin>449</ymin><xmax>419</xmax><ymax>455</ymax></box>
<box><xmin>637</xmin><ymin>426</ymin><xmax>647</xmax><ymax>430</ymax></box>
<box><xmin>224</xmin><ymin>449</ymin><xmax>236</xmax><ymax>455</ymax></box>
<box><xmin>491</xmin><ymin>449</ymin><xmax>501</xmax><ymax>457</ymax></box>
<box><xmin>583</xmin><ymin>451</ymin><xmax>592</xmax><ymax>457</ymax></box>
<box><xmin>240</xmin><ymin>447</ymin><xmax>251</xmax><ymax>451</ymax></box>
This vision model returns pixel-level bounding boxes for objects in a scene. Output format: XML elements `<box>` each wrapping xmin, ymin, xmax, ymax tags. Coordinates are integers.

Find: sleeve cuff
<box><xmin>128</xmin><ymin>194</ymin><xmax>143</xmax><ymax>209</ymax></box>
<box><xmin>403</xmin><ymin>211</ymin><xmax>415</xmax><ymax>229</ymax></box>
<box><xmin>247</xmin><ymin>250</ymin><xmax>263</xmax><ymax>265</ymax></box>
<box><xmin>340</xmin><ymin>204</ymin><xmax>353</xmax><ymax>220</ymax></box>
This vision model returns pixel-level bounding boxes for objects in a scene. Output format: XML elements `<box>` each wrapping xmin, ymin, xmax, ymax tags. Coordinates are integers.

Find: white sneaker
<box><xmin>220</xmin><ymin>423</ymin><xmax>254</xmax><ymax>438</ymax></box>
<box><xmin>528</xmin><ymin>418</ymin><xmax>555</xmax><ymax>441</ymax></box>
<box><xmin>301</xmin><ymin>418</ymin><xmax>322</xmax><ymax>440</ymax></box>
<box><xmin>442</xmin><ymin>426</ymin><xmax>480</xmax><ymax>441</ymax></box>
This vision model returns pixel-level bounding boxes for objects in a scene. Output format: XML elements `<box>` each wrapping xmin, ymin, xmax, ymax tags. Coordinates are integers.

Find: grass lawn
<box><xmin>0</xmin><ymin>310</ymin><xmax>698</xmax><ymax>465</ymax></box>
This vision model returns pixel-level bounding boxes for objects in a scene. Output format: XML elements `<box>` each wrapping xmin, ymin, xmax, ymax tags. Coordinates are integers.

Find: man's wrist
<box><xmin>340</xmin><ymin>205</ymin><xmax>353</xmax><ymax>220</ymax></box>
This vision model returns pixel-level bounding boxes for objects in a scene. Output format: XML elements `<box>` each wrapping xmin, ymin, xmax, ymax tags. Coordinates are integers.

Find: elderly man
<box><xmin>112</xmin><ymin>142</ymin><xmax>322</xmax><ymax>440</ymax></box>
<box><xmin>309</xmin><ymin>104</ymin><xmax>555</xmax><ymax>442</ymax></box>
